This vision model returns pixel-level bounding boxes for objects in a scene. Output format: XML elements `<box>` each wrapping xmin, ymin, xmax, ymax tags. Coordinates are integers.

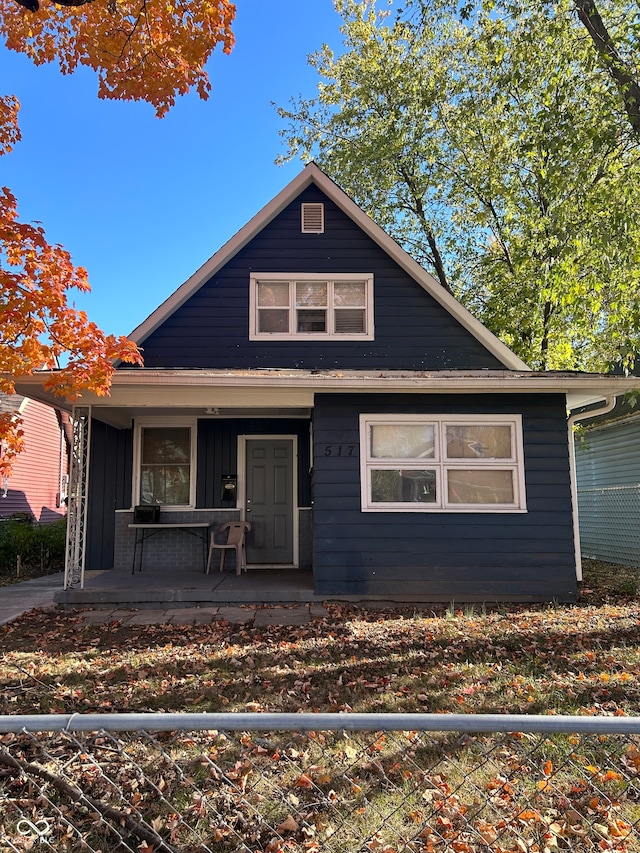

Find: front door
<box><xmin>245</xmin><ymin>438</ymin><xmax>296</xmax><ymax>566</ymax></box>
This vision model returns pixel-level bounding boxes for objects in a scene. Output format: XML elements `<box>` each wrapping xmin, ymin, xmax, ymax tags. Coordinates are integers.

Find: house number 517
<box><xmin>323</xmin><ymin>445</ymin><xmax>356</xmax><ymax>456</ymax></box>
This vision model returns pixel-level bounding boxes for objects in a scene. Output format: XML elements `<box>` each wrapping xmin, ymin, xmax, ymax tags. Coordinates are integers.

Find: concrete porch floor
<box><xmin>55</xmin><ymin>567</ymin><xmax>326</xmax><ymax>608</ymax></box>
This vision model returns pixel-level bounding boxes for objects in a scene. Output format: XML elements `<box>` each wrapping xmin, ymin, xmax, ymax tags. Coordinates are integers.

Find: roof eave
<box><xmin>125</xmin><ymin>163</ymin><xmax>529</xmax><ymax>371</ymax></box>
<box><xmin>126</xmin><ymin>166</ymin><xmax>320</xmax><ymax>349</ymax></box>
<box><xmin>16</xmin><ymin>369</ymin><xmax>640</xmax><ymax>414</ymax></box>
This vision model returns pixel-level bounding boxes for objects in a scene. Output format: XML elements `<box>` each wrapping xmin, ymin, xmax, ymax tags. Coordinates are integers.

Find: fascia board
<box><xmin>80</xmin><ymin>369</ymin><xmax>640</xmax><ymax>409</ymax></box>
<box><xmin>126</xmin><ymin>163</ymin><xmax>529</xmax><ymax>371</ymax></box>
<box><xmin>10</xmin><ymin>381</ymin><xmax>73</xmax><ymax>414</ymax></box>
<box><xmin>14</xmin><ymin>369</ymin><xmax>640</xmax><ymax>412</ymax></box>
<box><xmin>308</xmin><ymin>168</ymin><xmax>530</xmax><ymax>372</ymax></box>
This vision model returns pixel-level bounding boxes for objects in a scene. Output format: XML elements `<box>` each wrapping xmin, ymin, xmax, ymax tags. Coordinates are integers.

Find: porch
<box><xmin>54</xmin><ymin>567</ymin><xmax>320</xmax><ymax>608</ymax></box>
<box><xmin>54</xmin><ymin>564</ymin><xmax>442</xmax><ymax>608</ymax></box>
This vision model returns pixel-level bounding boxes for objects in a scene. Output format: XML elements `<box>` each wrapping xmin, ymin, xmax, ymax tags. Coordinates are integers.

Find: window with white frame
<box><xmin>135</xmin><ymin>422</ymin><xmax>195</xmax><ymax>507</ymax></box>
<box><xmin>250</xmin><ymin>274</ymin><xmax>374</xmax><ymax>340</ymax></box>
<box><xmin>360</xmin><ymin>414</ymin><xmax>527</xmax><ymax>512</ymax></box>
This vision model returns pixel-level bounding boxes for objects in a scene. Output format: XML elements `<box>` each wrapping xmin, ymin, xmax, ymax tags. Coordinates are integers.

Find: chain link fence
<box><xmin>577</xmin><ymin>484</ymin><xmax>640</xmax><ymax>569</ymax></box>
<box><xmin>1</xmin><ymin>713</ymin><xmax>639</xmax><ymax>853</ymax></box>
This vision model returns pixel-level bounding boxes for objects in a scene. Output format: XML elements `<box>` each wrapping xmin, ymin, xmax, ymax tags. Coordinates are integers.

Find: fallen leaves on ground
<box><xmin>1</xmin><ymin>595</ymin><xmax>638</xmax><ymax>718</ymax></box>
<box><xmin>1</xmin><ymin>566</ymin><xmax>639</xmax><ymax>852</ymax></box>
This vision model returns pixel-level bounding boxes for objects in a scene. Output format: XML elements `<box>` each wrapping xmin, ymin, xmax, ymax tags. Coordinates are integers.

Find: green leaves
<box><xmin>277</xmin><ymin>0</ymin><xmax>640</xmax><ymax>370</ymax></box>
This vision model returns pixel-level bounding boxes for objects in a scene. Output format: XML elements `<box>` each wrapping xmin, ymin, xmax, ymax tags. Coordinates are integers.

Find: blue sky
<box><xmin>1</xmin><ymin>0</ymin><xmax>345</xmax><ymax>338</ymax></box>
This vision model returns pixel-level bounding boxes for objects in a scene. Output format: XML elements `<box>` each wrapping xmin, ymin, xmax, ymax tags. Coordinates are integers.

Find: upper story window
<box><xmin>250</xmin><ymin>273</ymin><xmax>374</xmax><ymax>341</ymax></box>
<box><xmin>360</xmin><ymin>414</ymin><xmax>527</xmax><ymax>512</ymax></box>
<box><xmin>134</xmin><ymin>419</ymin><xmax>196</xmax><ymax>508</ymax></box>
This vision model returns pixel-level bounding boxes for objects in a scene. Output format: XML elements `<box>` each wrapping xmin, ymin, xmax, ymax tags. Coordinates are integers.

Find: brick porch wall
<box><xmin>114</xmin><ymin>509</ymin><xmax>313</xmax><ymax>572</ymax></box>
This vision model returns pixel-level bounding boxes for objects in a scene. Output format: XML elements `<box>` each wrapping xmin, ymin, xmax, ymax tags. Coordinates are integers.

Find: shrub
<box><xmin>0</xmin><ymin>514</ymin><xmax>67</xmax><ymax>576</ymax></box>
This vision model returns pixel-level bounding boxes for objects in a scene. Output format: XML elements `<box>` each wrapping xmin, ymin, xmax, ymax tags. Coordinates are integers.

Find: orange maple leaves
<box><xmin>0</xmin><ymin>0</ymin><xmax>236</xmax><ymax>474</ymax></box>
<box><xmin>0</xmin><ymin>94</ymin><xmax>20</xmax><ymax>155</ymax></box>
<box><xmin>0</xmin><ymin>182</ymin><xmax>143</xmax><ymax>472</ymax></box>
<box><xmin>0</xmin><ymin>0</ymin><xmax>236</xmax><ymax>116</ymax></box>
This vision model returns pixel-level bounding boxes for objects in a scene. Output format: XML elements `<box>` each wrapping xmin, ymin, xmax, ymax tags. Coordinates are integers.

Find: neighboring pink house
<box><xmin>0</xmin><ymin>393</ymin><xmax>70</xmax><ymax>522</ymax></box>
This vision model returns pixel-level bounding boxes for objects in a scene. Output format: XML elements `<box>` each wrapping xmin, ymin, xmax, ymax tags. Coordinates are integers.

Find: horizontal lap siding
<box><xmin>0</xmin><ymin>400</ymin><xmax>65</xmax><ymax>522</ymax></box>
<box><xmin>576</xmin><ymin>419</ymin><xmax>640</xmax><ymax>486</ymax></box>
<box><xmin>575</xmin><ymin>418</ymin><xmax>640</xmax><ymax>566</ymax></box>
<box><xmin>138</xmin><ymin>185</ymin><xmax>503</xmax><ymax>371</ymax></box>
<box><xmin>312</xmin><ymin>393</ymin><xmax>576</xmax><ymax>601</ymax></box>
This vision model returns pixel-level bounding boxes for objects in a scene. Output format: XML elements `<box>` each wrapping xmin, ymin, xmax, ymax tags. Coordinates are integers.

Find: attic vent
<box><xmin>301</xmin><ymin>203</ymin><xmax>324</xmax><ymax>234</ymax></box>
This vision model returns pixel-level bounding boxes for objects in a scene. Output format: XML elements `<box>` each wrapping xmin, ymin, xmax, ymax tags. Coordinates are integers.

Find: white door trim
<box><xmin>238</xmin><ymin>434</ymin><xmax>299</xmax><ymax>568</ymax></box>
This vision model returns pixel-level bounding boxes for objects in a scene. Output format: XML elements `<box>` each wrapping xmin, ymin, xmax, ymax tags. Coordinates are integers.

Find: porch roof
<box><xmin>14</xmin><ymin>368</ymin><xmax>640</xmax><ymax>427</ymax></box>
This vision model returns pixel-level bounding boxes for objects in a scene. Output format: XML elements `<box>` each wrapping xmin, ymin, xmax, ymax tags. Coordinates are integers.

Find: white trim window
<box><xmin>360</xmin><ymin>414</ymin><xmax>527</xmax><ymax>512</ymax></box>
<box><xmin>134</xmin><ymin>419</ymin><xmax>196</xmax><ymax>508</ymax></box>
<box><xmin>250</xmin><ymin>273</ymin><xmax>374</xmax><ymax>340</ymax></box>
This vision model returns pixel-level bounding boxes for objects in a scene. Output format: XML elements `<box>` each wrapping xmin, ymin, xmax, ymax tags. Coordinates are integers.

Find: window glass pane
<box><xmin>296</xmin><ymin>281</ymin><xmax>327</xmax><ymax>306</ymax></box>
<box><xmin>371</xmin><ymin>469</ymin><xmax>437</xmax><ymax>503</ymax></box>
<box><xmin>258</xmin><ymin>309</ymin><xmax>289</xmax><ymax>333</ymax></box>
<box><xmin>447</xmin><ymin>469</ymin><xmax>514</xmax><ymax>504</ymax></box>
<box><xmin>371</xmin><ymin>424</ymin><xmax>435</xmax><ymax>459</ymax></box>
<box><xmin>335</xmin><ymin>309</ymin><xmax>365</xmax><ymax>333</ymax></box>
<box><xmin>140</xmin><ymin>465</ymin><xmax>190</xmax><ymax>505</ymax></box>
<box><xmin>257</xmin><ymin>282</ymin><xmax>289</xmax><ymax>307</ymax></box>
<box><xmin>335</xmin><ymin>281</ymin><xmax>365</xmax><ymax>306</ymax></box>
<box><xmin>297</xmin><ymin>309</ymin><xmax>326</xmax><ymax>332</ymax></box>
<box><xmin>142</xmin><ymin>428</ymin><xmax>190</xmax><ymax>464</ymax></box>
<box><xmin>140</xmin><ymin>427</ymin><xmax>191</xmax><ymax>505</ymax></box>
<box><xmin>446</xmin><ymin>425</ymin><xmax>513</xmax><ymax>459</ymax></box>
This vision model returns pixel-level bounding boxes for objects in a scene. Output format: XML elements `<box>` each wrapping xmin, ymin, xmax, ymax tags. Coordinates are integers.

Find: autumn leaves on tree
<box><xmin>0</xmin><ymin>0</ymin><xmax>236</xmax><ymax>472</ymax></box>
<box><xmin>277</xmin><ymin>0</ymin><xmax>640</xmax><ymax>372</ymax></box>
<box><xmin>1</xmin><ymin>0</ymin><xmax>639</xmax><ymax>476</ymax></box>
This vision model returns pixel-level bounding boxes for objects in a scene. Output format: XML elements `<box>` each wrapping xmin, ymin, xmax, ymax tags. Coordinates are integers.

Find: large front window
<box><xmin>360</xmin><ymin>415</ymin><xmax>526</xmax><ymax>512</ymax></box>
<box><xmin>137</xmin><ymin>424</ymin><xmax>193</xmax><ymax>507</ymax></box>
<box><xmin>250</xmin><ymin>274</ymin><xmax>374</xmax><ymax>340</ymax></box>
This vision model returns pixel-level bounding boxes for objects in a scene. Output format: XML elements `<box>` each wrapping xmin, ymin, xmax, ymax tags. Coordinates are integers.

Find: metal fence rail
<box><xmin>1</xmin><ymin>713</ymin><xmax>639</xmax><ymax>852</ymax></box>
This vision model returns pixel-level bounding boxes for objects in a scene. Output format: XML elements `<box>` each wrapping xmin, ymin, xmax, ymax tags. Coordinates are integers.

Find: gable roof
<box><xmin>128</xmin><ymin>163</ymin><xmax>530</xmax><ymax>371</ymax></box>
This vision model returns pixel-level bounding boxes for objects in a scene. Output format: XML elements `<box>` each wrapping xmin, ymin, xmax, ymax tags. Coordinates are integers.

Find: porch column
<box><xmin>64</xmin><ymin>406</ymin><xmax>91</xmax><ymax>589</ymax></box>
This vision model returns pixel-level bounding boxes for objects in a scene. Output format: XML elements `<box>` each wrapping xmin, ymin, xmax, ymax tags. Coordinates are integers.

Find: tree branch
<box><xmin>15</xmin><ymin>0</ymin><xmax>93</xmax><ymax>10</ymax></box>
<box><xmin>574</xmin><ymin>0</ymin><xmax>640</xmax><ymax>138</ymax></box>
<box><xmin>0</xmin><ymin>748</ymin><xmax>183</xmax><ymax>853</ymax></box>
<box><xmin>396</xmin><ymin>163</ymin><xmax>453</xmax><ymax>293</ymax></box>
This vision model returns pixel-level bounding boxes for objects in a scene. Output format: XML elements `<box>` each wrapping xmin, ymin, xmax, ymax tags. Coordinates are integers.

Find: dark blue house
<box><xmin>18</xmin><ymin>165</ymin><xmax>640</xmax><ymax>602</ymax></box>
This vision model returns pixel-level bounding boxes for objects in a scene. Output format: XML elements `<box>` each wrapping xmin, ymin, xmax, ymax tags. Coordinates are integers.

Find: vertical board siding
<box><xmin>86</xmin><ymin>420</ymin><xmax>134</xmax><ymax>570</ymax></box>
<box><xmin>196</xmin><ymin>418</ymin><xmax>311</xmax><ymax>508</ymax></box>
<box><xmin>1</xmin><ymin>399</ymin><xmax>65</xmax><ymax>523</ymax></box>
<box><xmin>575</xmin><ymin>417</ymin><xmax>640</xmax><ymax>567</ymax></box>
<box><xmin>104</xmin><ymin>418</ymin><xmax>312</xmax><ymax>570</ymax></box>
<box><xmin>137</xmin><ymin>185</ymin><xmax>504</xmax><ymax>371</ymax></box>
<box><xmin>114</xmin><ymin>428</ymin><xmax>134</xmax><ymax>511</ymax></box>
<box><xmin>312</xmin><ymin>393</ymin><xmax>577</xmax><ymax>601</ymax></box>
<box><xmin>86</xmin><ymin>419</ymin><xmax>310</xmax><ymax>571</ymax></box>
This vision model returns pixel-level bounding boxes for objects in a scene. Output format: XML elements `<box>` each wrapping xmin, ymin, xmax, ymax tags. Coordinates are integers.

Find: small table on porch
<box><xmin>128</xmin><ymin>523</ymin><xmax>210</xmax><ymax>574</ymax></box>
